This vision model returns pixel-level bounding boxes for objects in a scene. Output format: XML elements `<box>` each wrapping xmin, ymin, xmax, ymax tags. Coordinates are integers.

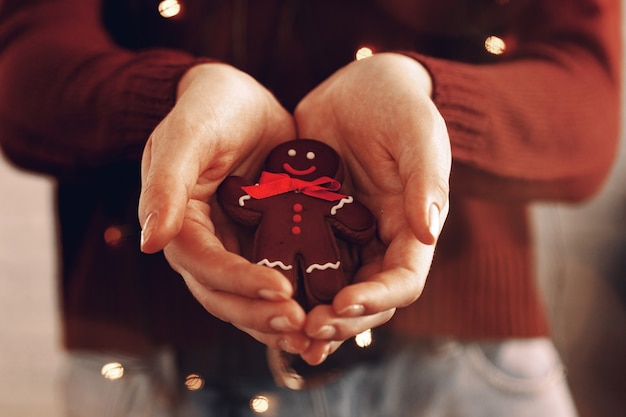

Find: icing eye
<box><xmin>288</xmin><ymin>149</ymin><xmax>296</xmax><ymax>157</ymax></box>
<box><xmin>306</xmin><ymin>152</ymin><xmax>315</xmax><ymax>160</ymax></box>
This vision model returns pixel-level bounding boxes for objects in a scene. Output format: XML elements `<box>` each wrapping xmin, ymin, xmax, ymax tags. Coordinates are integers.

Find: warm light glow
<box><xmin>250</xmin><ymin>395</ymin><xmax>270</xmax><ymax>414</ymax></box>
<box><xmin>184</xmin><ymin>374</ymin><xmax>205</xmax><ymax>391</ymax></box>
<box><xmin>101</xmin><ymin>362</ymin><xmax>124</xmax><ymax>380</ymax></box>
<box><xmin>484</xmin><ymin>36</ymin><xmax>506</xmax><ymax>55</ymax></box>
<box><xmin>355</xmin><ymin>329</ymin><xmax>373</xmax><ymax>348</ymax></box>
<box><xmin>103</xmin><ymin>226</ymin><xmax>123</xmax><ymax>246</ymax></box>
<box><xmin>355</xmin><ymin>47</ymin><xmax>374</xmax><ymax>61</ymax></box>
<box><xmin>158</xmin><ymin>0</ymin><xmax>181</xmax><ymax>18</ymax></box>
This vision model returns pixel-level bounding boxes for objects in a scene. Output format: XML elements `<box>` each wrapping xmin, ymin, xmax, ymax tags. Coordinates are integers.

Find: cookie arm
<box><xmin>327</xmin><ymin>197</ymin><xmax>376</xmax><ymax>244</ymax></box>
<box><xmin>217</xmin><ymin>176</ymin><xmax>263</xmax><ymax>226</ymax></box>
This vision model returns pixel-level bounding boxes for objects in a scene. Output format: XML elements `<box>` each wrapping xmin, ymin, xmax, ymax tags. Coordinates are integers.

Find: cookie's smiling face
<box><xmin>265</xmin><ymin>139</ymin><xmax>342</xmax><ymax>182</ymax></box>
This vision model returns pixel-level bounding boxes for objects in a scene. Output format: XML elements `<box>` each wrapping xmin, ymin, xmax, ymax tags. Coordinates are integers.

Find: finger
<box><xmin>164</xmin><ymin>203</ymin><xmax>295</xmax><ymax>300</ymax></box>
<box><xmin>182</xmin><ymin>273</ymin><xmax>305</xmax><ymax>335</ymax></box>
<box><xmin>138</xmin><ymin>120</ymin><xmax>205</xmax><ymax>253</ymax></box>
<box><xmin>304</xmin><ymin>304</ymin><xmax>395</xmax><ymax>342</ymax></box>
<box><xmin>174</xmin><ymin>235</ymin><xmax>311</xmax><ymax>350</ymax></box>
<box><xmin>403</xmin><ymin>167</ymin><xmax>449</xmax><ymax>246</ymax></box>
<box><xmin>299</xmin><ymin>340</ymin><xmax>343</xmax><ymax>365</ymax></box>
<box><xmin>399</xmin><ymin>108</ymin><xmax>451</xmax><ymax>245</ymax></box>
<box><xmin>333</xmin><ymin>228</ymin><xmax>434</xmax><ymax>314</ymax></box>
<box><xmin>239</xmin><ymin>327</ymin><xmax>311</xmax><ymax>354</ymax></box>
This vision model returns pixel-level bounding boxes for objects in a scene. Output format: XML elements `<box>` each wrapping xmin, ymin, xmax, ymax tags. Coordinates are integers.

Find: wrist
<box><xmin>357</xmin><ymin>52</ymin><xmax>433</xmax><ymax>97</ymax></box>
<box><xmin>176</xmin><ymin>62</ymin><xmax>236</xmax><ymax>99</ymax></box>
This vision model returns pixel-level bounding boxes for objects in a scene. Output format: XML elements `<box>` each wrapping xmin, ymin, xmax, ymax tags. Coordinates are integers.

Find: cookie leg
<box><xmin>256</xmin><ymin>258</ymin><xmax>298</xmax><ymax>293</ymax></box>
<box><xmin>304</xmin><ymin>261</ymin><xmax>347</xmax><ymax>307</ymax></box>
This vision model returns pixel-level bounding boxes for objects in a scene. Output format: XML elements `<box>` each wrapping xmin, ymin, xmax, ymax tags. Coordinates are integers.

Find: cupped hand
<box><xmin>294</xmin><ymin>53</ymin><xmax>451</xmax><ymax>364</ymax></box>
<box><xmin>138</xmin><ymin>63</ymin><xmax>310</xmax><ymax>353</ymax></box>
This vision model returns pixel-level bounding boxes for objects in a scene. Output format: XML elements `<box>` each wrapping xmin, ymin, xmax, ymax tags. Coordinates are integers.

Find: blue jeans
<box><xmin>63</xmin><ymin>338</ymin><xmax>577</xmax><ymax>417</ymax></box>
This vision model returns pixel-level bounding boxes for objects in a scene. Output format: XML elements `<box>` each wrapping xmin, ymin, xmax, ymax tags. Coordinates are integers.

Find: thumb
<box><xmin>404</xmin><ymin>171</ymin><xmax>450</xmax><ymax>246</ymax></box>
<box><xmin>401</xmin><ymin>114</ymin><xmax>451</xmax><ymax>246</ymax></box>
<box><xmin>138</xmin><ymin>134</ymin><xmax>199</xmax><ymax>254</ymax></box>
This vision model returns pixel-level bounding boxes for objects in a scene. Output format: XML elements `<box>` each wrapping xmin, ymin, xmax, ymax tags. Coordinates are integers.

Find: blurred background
<box><xmin>0</xmin><ymin>158</ymin><xmax>64</xmax><ymax>416</ymax></box>
<box><xmin>533</xmin><ymin>95</ymin><xmax>626</xmax><ymax>415</ymax></box>
<box><xmin>1</xmin><ymin>18</ymin><xmax>626</xmax><ymax>417</ymax></box>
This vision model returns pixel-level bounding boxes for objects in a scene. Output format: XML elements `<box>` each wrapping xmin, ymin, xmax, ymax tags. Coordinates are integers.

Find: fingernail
<box><xmin>270</xmin><ymin>316</ymin><xmax>299</xmax><ymax>332</ymax></box>
<box><xmin>258</xmin><ymin>289</ymin><xmax>290</xmax><ymax>301</ymax></box>
<box><xmin>140</xmin><ymin>212</ymin><xmax>158</xmax><ymax>252</ymax></box>
<box><xmin>428</xmin><ymin>203</ymin><xmax>440</xmax><ymax>241</ymax></box>
<box><xmin>314</xmin><ymin>347</ymin><xmax>330</xmax><ymax>365</ymax></box>
<box><xmin>278</xmin><ymin>339</ymin><xmax>296</xmax><ymax>353</ymax></box>
<box><xmin>338</xmin><ymin>304</ymin><xmax>365</xmax><ymax>317</ymax></box>
<box><xmin>312</xmin><ymin>325</ymin><xmax>336</xmax><ymax>339</ymax></box>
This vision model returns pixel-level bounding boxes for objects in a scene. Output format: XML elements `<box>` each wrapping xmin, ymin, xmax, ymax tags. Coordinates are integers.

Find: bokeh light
<box><xmin>101</xmin><ymin>362</ymin><xmax>124</xmax><ymax>380</ymax></box>
<box><xmin>355</xmin><ymin>47</ymin><xmax>374</xmax><ymax>61</ymax></box>
<box><xmin>484</xmin><ymin>35</ymin><xmax>506</xmax><ymax>55</ymax></box>
<box><xmin>184</xmin><ymin>373</ymin><xmax>205</xmax><ymax>391</ymax></box>
<box><xmin>355</xmin><ymin>328</ymin><xmax>373</xmax><ymax>348</ymax></box>
<box><xmin>250</xmin><ymin>395</ymin><xmax>270</xmax><ymax>414</ymax></box>
<box><xmin>158</xmin><ymin>0</ymin><xmax>181</xmax><ymax>18</ymax></box>
<box><xmin>103</xmin><ymin>226</ymin><xmax>123</xmax><ymax>246</ymax></box>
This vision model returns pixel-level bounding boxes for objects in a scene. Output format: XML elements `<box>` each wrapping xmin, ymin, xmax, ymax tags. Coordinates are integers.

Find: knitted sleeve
<box><xmin>0</xmin><ymin>0</ymin><xmax>211</xmax><ymax>178</ymax></box>
<box><xmin>407</xmin><ymin>0</ymin><xmax>621</xmax><ymax>203</ymax></box>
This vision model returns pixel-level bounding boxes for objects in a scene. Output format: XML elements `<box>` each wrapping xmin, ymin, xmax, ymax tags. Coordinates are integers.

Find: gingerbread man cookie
<box><xmin>218</xmin><ymin>139</ymin><xmax>376</xmax><ymax>310</ymax></box>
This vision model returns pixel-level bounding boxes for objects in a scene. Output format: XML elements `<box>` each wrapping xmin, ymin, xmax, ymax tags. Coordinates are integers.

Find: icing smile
<box><xmin>283</xmin><ymin>163</ymin><xmax>316</xmax><ymax>176</ymax></box>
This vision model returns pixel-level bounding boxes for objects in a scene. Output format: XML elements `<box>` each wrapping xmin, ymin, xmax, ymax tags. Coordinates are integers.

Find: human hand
<box><xmin>294</xmin><ymin>53</ymin><xmax>451</xmax><ymax>364</ymax></box>
<box><xmin>138</xmin><ymin>63</ymin><xmax>311</xmax><ymax>354</ymax></box>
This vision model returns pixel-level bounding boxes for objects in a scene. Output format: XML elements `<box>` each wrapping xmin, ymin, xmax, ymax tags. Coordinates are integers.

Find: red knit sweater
<box><xmin>0</xmin><ymin>0</ymin><xmax>620</xmax><ymax>352</ymax></box>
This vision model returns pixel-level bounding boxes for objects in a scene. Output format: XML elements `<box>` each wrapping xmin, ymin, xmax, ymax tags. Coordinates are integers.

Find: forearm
<box><xmin>409</xmin><ymin>0</ymin><xmax>621</xmax><ymax>202</ymax></box>
<box><xmin>0</xmin><ymin>0</ymin><xmax>206</xmax><ymax>178</ymax></box>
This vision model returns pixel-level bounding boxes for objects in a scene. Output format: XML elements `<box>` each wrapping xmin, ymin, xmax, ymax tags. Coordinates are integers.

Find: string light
<box><xmin>103</xmin><ymin>226</ymin><xmax>123</xmax><ymax>246</ymax></box>
<box><xmin>250</xmin><ymin>395</ymin><xmax>271</xmax><ymax>414</ymax></box>
<box><xmin>484</xmin><ymin>35</ymin><xmax>506</xmax><ymax>55</ymax></box>
<box><xmin>355</xmin><ymin>46</ymin><xmax>374</xmax><ymax>61</ymax></box>
<box><xmin>355</xmin><ymin>328</ymin><xmax>373</xmax><ymax>348</ymax></box>
<box><xmin>101</xmin><ymin>362</ymin><xmax>124</xmax><ymax>380</ymax></box>
<box><xmin>184</xmin><ymin>374</ymin><xmax>205</xmax><ymax>391</ymax></box>
<box><xmin>158</xmin><ymin>0</ymin><xmax>181</xmax><ymax>18</ymax></box>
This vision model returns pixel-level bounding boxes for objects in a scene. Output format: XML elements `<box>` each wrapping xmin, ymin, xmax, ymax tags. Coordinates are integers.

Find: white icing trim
<box><xmin>239</xmin><ymin>194</ymin><xmax>251</xmax><ymax>206</ymax></box>
<box><xmin>305</xmin><ymin>261</ymin><xmax>341</xmax><ymax>273</ymax></box>
<box><xmin>257</xmin><ymin>259</ymin><xmax>293</xmax><ymax>271</ymax></box>
<box><xmin>330</xmin><ymin>196</ymin><xmax>353</xmax><ymax>215</ymax></box>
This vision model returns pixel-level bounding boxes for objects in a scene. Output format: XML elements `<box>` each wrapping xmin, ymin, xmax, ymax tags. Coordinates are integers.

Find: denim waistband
<box><xmin>175</xmin><ymin>330</ymin><xmax>393</xmax><ymax>386</ymax></box>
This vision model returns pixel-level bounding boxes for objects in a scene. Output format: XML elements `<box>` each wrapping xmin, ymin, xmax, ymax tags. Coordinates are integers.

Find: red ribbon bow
<box><xmin>242</xmin><ymin>171</ymin><xmax>348</xmax><ymax>201</ymax></box>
